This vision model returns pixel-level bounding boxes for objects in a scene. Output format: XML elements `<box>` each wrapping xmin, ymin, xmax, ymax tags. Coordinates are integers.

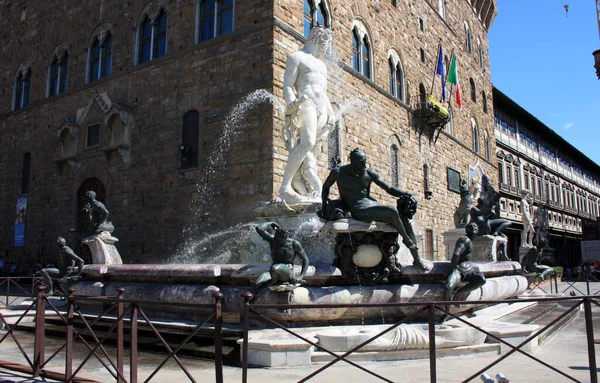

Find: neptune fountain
<box><xmin>65</xmin><ymin>26</ymin><xmax>530</xmax><ymax>367</ymax></box>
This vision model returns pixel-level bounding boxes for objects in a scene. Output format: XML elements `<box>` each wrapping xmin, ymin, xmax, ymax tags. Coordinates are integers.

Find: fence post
<box><xmin>6</xmin><ymin>276</ymin><xmax>10</xmax><ymax>308</ymax></box>
<box><xmin>214</xmin><ymin>291</ymin><xmax>224</xmax><ymax>383</ymax></box>
<box><xmin>587</xmin><ymin>271</ymin><xmax>591</xmax><ymax>296</ymax></box>
<box><xmin>584</xmin><ymin>297</ymin><xmax>598</xmax><ymax>383</ymax></box>
<box><xmin>130</xmin><ymin>303</ymin><xmax>138</xmax><ymax>383</ymax></box>
<box><xmin>428</xmin><ymin>304</ymin><xmax>437</xmax><ymax>383</ymax></box>
<box><xmin>241</xmin><ymin>291</ymin><xmax>253</xmax><ymax>383</ymax></box>
<box><xmin>65</xmin><ymin>288</ymin><xmax>75</xmax><ymax>382</ymax></box>
<box><xmin>33</xmin><ymin>286</ymin><xmax>47</xmax><ymax>377</ymax></box>
<box><xmin>116</xmin><ymin>288</ymin><xmax>125</xmax><ymax>383</ymax></box>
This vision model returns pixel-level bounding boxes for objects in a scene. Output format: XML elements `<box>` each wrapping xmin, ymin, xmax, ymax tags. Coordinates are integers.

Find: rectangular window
<box><xmin>418</xmin><ymin>17</ymin><xmax>424</xmax><ymax>31</ymax></box>
<box><xmin>420</xmin><ymin>48</ymin><xmax>425</xmax><ymax>63</ymax></box>
<box><xmin>182</xmin><ymin>111</ymin><xmax>200</xmax><ymax>169</ymax></box>
<box><xmin>218</xmin><ymin>0</ymin><xmax>234</xmax><ymax>35</ymax></box>
<box><xmin>87</xmin><ymin>124</ymin><xmax>100</xmax><ymax>147</ymax></box>
<box><xmin>101</xmin><ymin>37</ymin><xmax>112</xmax><ymax>77</ymax></box>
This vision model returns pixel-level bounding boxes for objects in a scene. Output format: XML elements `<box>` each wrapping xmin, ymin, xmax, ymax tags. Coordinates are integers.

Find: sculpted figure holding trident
<box><xmin>278</xmin><ymin>27</ymin><xmax>336</xmax><ymax>203</ymax></box>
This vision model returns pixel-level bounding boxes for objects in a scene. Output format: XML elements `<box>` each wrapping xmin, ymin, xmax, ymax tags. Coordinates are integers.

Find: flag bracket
<box><xmin>412</xmin><ymin>94</ymin><xmax>450</xmax><ymax>143</ymax></box>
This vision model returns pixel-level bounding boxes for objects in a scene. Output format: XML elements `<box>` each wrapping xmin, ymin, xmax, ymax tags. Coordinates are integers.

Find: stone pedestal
<box><xmin>471</xmin><ymin>235</ymin><xmax>508</xmax><ymax>263</ymax></box>
<box><xmin>82</xmin><ymin>231</ymin><xmax>123</xmax><ymax>264</ymax></box>
<box><xmin>442</xmin><ymin>228</ymin><xmax>466</xmax><ymax>260</ymax></box>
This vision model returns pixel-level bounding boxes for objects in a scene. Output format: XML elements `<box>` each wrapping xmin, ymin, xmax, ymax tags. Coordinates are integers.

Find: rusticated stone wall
<box><xmin>0</xmin><ymin>0</ymin><xmax>496</xmax><ymax>267</ymax></box>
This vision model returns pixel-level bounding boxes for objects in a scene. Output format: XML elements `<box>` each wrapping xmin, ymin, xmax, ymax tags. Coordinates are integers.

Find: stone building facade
<box><xmin>0</xmin><ymin>0</ymin><xmax>498</xmax><ymax>268</ymax></box>
<box><xmin>493</xmin><ymin>87</ymin><xmax>600</xmax><ymax>266</ymax></box>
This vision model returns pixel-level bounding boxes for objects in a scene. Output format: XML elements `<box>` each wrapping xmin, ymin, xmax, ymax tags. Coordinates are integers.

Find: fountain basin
<box><xmin>72</xmin><ymin>262</ymin><xmax>528</xmax><ymax>324</ymax></box>
<box><xmin>315</xmin><ymin>323</ymin><xmax>486</xmax><ymax>352</ymax></box>
<box><xmin>80</xmin><ymin>261</ymin><xmax>522</xmax><ymax>286</ymax></box>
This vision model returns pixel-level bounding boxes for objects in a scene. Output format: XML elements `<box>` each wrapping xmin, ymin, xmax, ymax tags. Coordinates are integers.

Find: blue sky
<box><xmin>488</xmin><ymin>0</ymin><xmax>600</xmax><ymax>165</ymax></box>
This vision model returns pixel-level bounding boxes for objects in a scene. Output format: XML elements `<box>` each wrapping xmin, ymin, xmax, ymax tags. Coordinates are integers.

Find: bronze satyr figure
<box><xmin>252</xmin><ymin>222</ymin><xmax>309</xmax><ymax>298</ymax></box>
<box><xmin>41</xmin><ymin>237</ymin><xmax>84</xmax><ymax>295</ymax></box>
<box><xmin>320</xmin><ymin>148</ymin><xmax>431</xmax><ymax>272</ymax></box>
<box><xmin>84</xmin><ymin>190</ymin><xmax>114</xmax><ymax>236</ymax></box>
<box><xmin>443</xmin><ymin>222</ymin><xmax>486</xmax><ymax>320</ymax></box>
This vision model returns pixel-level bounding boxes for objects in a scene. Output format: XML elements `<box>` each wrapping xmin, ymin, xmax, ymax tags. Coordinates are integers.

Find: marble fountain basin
<box><xmin>316</xmin><ymin>324</ymin><xmax>486</xmax><ymax>352</ymax></box>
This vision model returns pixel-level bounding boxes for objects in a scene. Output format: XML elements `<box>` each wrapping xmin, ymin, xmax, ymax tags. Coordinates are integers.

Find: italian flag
<box><xmin>446</xmin><ymin>54</ymin><xmax>461</xmax><ymax>110</ymax></box>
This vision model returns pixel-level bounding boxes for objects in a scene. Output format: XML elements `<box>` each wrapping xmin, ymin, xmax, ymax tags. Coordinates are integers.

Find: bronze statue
<box><xmin>453</xmin><ymin>179</ymin><xmax>472</xmax><ymax>228</ymax></box>
<box><xmin>469</xmin><ymin>177</ymin><xmax>511</xmax><ymax>236</ymax></box>
<box><xmin>252</xmin><ymin>222</ymin><xmax>309</xmax><ymax>297</ymax></box>
<box><xmin>84</xmin><ymin>190</ymin><xmax>114</xmax><ymax>236</ymax></box>
<box><xmin>320</xmin><ymin>148</ymin><xmax>431</xmax><ymax>272</ymax></box>
<box><xmin>534</xmin><ymin>202</ymin><xmax>550</xmax><ymax>249</ymax></box>
<box><xmin>443</xmin><ymin>222</ymin><xmax>486</xmax><ymax>317</ymax></box>
<box><xmin>41</xmin><ymin>237</ymin><xmax>84</xmax><ymax>295</ymax></box>
<box><xmin>520</xmin><ymin>245</ymin><xmax>555</xmax><ymax>279</ymax></box>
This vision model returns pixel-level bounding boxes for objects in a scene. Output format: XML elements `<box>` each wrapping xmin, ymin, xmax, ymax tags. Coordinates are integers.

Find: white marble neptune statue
<box><xmin>520</xmin><ymin>189</ymin><xmax>534</xmax><ymax>247</ymax></box>
<box><xmin>278</xmin><ymin>27</ymin><xmax>336</xmax><ymax>204</ymax></box>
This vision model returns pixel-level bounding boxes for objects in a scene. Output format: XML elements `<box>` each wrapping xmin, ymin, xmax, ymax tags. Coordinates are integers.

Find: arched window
<box><xmin>351</xmin><ymin>26</ymin><xmax>371</xmax><ymax>79</ymax></box>
<box><xmin>388</xmin><ymin>56</ymin><xmax>405</xmax><ymax>102</ymax></box>
<box><xmin>470</xmin><ymin>78</ymin><xmax>476</xmax><ymax>102</ymax></box>
<box><xmin>352</xmin><ymin>29</ymin><xmax>360</xmax><ymax>72</ymax></box>
<box><xmin>303</xmin><ymin>0</ymin><xmax>329</xmax><ymax>37</ymax></box>
<box><xmin>182</xmin><ymin>110</ymin><xmax>200</xmax><ymax>169</ymax></box>
<box><xmin>138</xmin><ymin>9</ymin><xmax>168</xmax><ymax>64</ymax></box>
<box><xmin>464</xmin><ymin>22</ymin><xmax>472</xmax><ymax>54</ymax></box>
<box><xmin>13</xmin><ymin>68</ymin><xmax>31</xmax><ymax>110</ymax></box>
<box><xmin>21</xmin><ymin>153</ymin><xmax>31</xmax><ymax>195</ymax></box>
<box><xmin>361</xmin><ymin>36</ymin><xmax>370</xmax><ymax>78</ymax></box>
<box><xmin>471</xmin><ymin>117</ymin><xmax>479</xmax><ymax>154</ymax></box>
<box><xmin>198</xmin><ymin>0</ymin><xmax>234</xmax><ymax>43</ymax></box>
<box><xmin>48</xmin><ymin>52</ymin><xmax>68</xmax><ymax>98</ymax></box>
<box><xmin>88</xmin><ymin>33</ymin><xmax>113</xmax><ymax>82</ymax></box>
<box><xmin>477</xmin><ymin>37</ymin><xmax>484</xmax><ymax>68</ymax></box>
<box><xmin>390</xmin><ymin>144</ymin><xmax>399</xmax><ymax>187</ymax></box>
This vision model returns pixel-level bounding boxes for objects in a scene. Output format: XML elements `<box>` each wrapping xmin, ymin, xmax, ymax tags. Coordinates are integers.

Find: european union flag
<box><xmin>436</xmin><ymin>43</ymin><xmax>446</xmax><ymax>102</ymax></box>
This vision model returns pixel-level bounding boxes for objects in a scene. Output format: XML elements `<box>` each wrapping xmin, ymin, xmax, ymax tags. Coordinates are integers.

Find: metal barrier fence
<box><xmin>0</xmin><ymin>276</ymin><xmax>44</xmax><ymax>307</ymax></box>
<box><xmin>240</xmin><ymin>292</ymin><xmax>599</xmax><ymax>383</ymax></box>
<box><xmin>0</xmin><ymin>287</ymin><xmax>224</xmax><ymax>383</ymax></box>
<box><xmin>1</xmin><ymin>284</ymin><xmax>599</xmax><ymax>382</ymax></box>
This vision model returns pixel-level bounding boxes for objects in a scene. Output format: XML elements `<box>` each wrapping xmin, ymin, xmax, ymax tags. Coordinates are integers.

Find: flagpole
<box><xmin>429</xmin><ymin>41</ymin><xmax>442</xmax><ymax>97</ymax></box>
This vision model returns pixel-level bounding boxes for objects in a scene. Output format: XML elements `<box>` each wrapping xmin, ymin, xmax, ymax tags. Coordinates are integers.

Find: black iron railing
<box><xmin>240</xmin><ymin>292</ymin><xmax>598</xmax><ymax>383</ymax></box>
<box><xmin>0</xmin><ymin>287</ymin><xmax>224</xmax><ymax>383</ymax></box>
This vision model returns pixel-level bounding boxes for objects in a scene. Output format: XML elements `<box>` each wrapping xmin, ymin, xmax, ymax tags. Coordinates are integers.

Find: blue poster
<box><xmin>14</xmin><ymin>196</ymin><xmax>27</xmax><ymax>247</ymax></box>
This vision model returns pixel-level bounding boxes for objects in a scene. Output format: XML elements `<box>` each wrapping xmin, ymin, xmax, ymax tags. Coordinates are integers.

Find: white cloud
<box><xmin>563</xmin><ymin>122</ymin><xmax>575</xmax><ymax>130</ymax></box>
